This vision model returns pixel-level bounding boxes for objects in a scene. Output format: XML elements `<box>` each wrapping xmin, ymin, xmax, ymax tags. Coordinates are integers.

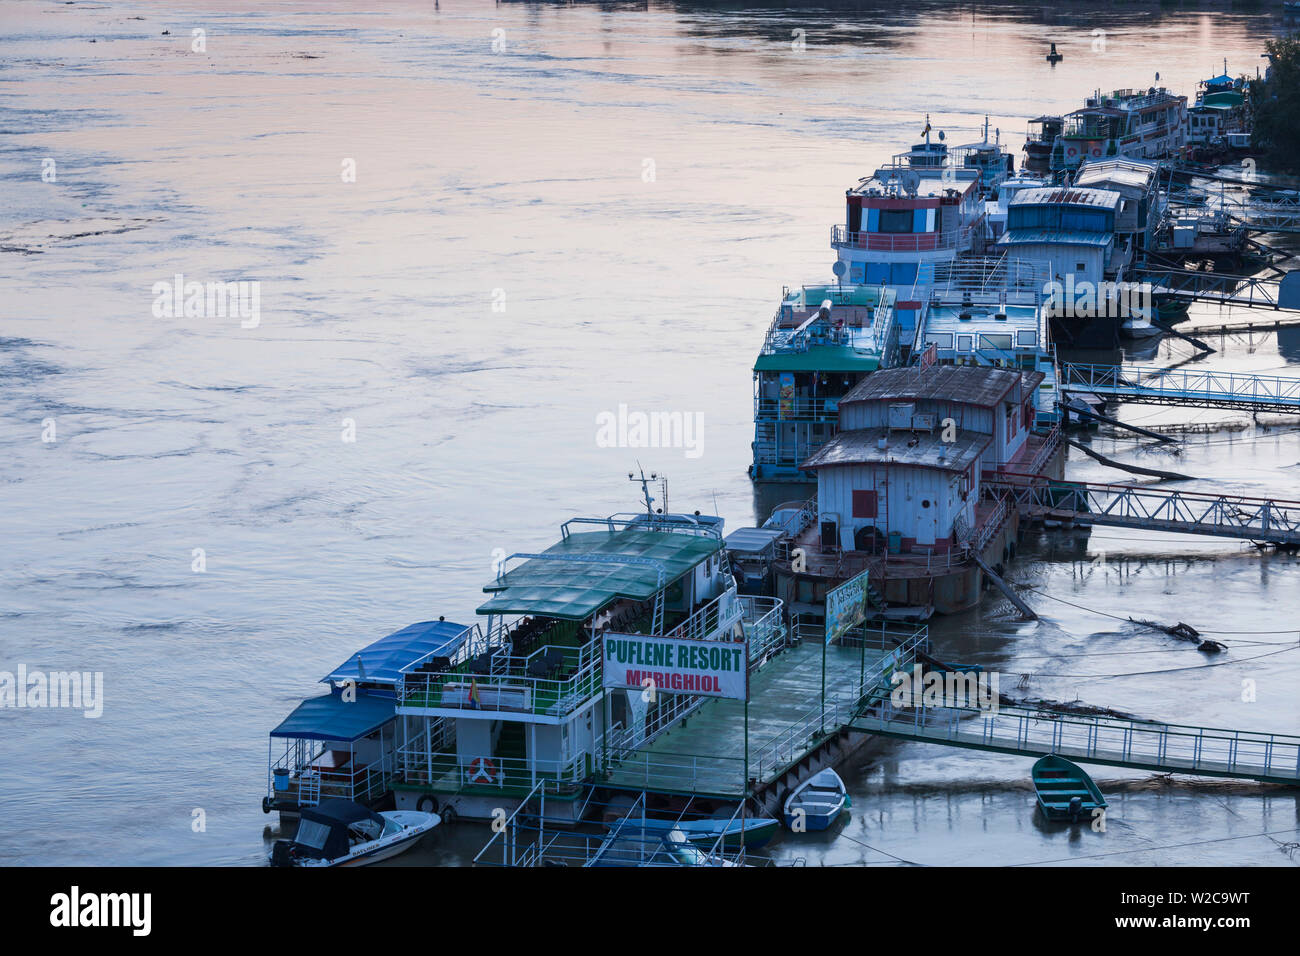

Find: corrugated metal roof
<box><xmin>840</xmin><ymin>364</ymin><xmax>1024</xmax><ymax>407</ymax></box>
<box><xmin>271</xmin><ymin>693</ymin><xmax>395</xmax><ymax>742</ymax></box>
<box><xmin>998</xmin><ymin>228</ymin><xmax>1114</xmax><ymax>247</ymax></box>
<box><xmin>724</xmin><ymin>527</ymin><xmax>785</xmax><ymax>555</ymax></box>
<box><xmin>321</xmin><ymin>620</ymin><xmax>473</xmax><ymax>686</ymax></box>
<box><xmin>477</xmin><ymin>528</ymin><xmax>721</xmax><ymax>620</ymax></box>
<box><xmin>1009</xmin><ymin>187</ymin><xmax>1122</xmax><ymax>209</ymax></box>
<box><xmin>1074</xmin><ymin>158</ymin><xmax>1158</xmax><ymax>191</ymax></box>
<box><xmin>801</xmin><ymin>427</ymin><xmax>991</xmax><ymax>474</ymax></box>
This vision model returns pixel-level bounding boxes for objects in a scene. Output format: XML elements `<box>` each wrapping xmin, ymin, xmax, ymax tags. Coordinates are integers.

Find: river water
<box><xmin>2</xmin><ymin>0</ymin><xmax>1298</xmax><ymax>866</ymax></box>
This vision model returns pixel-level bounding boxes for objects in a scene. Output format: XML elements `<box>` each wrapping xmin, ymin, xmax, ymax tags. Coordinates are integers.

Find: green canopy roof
<box><xmin>477</xmin><ymin>528</ymin><xmax>722</xmax><ymax>621</ymax></box>
<box><xmin>754</xmin><ymin>346</ymin><xmax>881</xmax><ymax>373</ymax></box>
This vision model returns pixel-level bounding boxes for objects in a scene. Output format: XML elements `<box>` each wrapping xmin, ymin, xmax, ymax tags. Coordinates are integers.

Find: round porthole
<box><xmin>921</xmin><ymin>499</ymin><xmax>931</xmax><ymax>508</ymax></box>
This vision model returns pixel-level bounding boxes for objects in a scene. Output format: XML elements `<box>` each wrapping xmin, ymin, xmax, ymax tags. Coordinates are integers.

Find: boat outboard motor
<box><xmin>270</xmin><ymin>839</ymin><xmax>295</xmax><ymax>868</ymax></box>
<box><xmin>1068</xmin><ymin>796</ymin><xmax>1083</xmax><ymax>822</ymax></box>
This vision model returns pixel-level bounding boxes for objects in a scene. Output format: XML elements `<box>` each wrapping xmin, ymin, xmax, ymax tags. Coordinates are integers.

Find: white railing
<box><xmin>662</xmin><ymin>588</ymin><xmax>744</xmax><ymax>642</ymax></box>
<box><xmin>738</xmin><ymin>595</ymin><xmax>786</xmax><ymax>664</ymax></box>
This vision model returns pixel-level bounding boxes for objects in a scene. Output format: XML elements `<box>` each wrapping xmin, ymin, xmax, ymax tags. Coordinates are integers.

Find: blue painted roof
<box><xmin>321</xmin><ymin>620</ymin><xmax>473</xmax><ymax>686</ymax></box>
<box><xmin>270</xmin><ymin>692</ymin><xmax>395</xmax><ymax>742</ymax></box>
<box><xmin>998</xmin><ymin>229</ymin><xmax>1113</xmax><ymax>248</ymax></box>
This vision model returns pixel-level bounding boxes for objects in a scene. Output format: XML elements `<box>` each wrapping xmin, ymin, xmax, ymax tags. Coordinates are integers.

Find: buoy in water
<box><xmin>1046</xmin><ymin>42</ymin><xmax>1063</xmax><ymax>63</ymax></box>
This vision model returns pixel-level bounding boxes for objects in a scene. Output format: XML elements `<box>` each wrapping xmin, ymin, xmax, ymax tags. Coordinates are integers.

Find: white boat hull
<box><xmin>278</xmin><ymin>810</ymin><xmax>440</xmax><ymax>868</ymax></box>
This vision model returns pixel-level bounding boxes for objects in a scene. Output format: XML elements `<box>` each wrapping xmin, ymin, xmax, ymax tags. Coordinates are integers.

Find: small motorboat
<box><xmin>783</xmin><ymin>768</ymin><xmax>849</xmax><ymax>831</ymax></box>
<box><xmin>1031</xmin><ymin>755</ymin><xmax>1107</xmax><ymax>823</ymax></box>
<box><xmin>269</xmin><ymin>798</ymin><xmax>439</xmax><ymax>867</ymax></box>
<box><xmin>589</xmin><ymin>824</ymin><xmax>739</xmax><ymax>867</ymax></box>
<box><xmin>604</xmin><ymin>811</ymin><xmax>779</xmax><ymax>850</ymax></box>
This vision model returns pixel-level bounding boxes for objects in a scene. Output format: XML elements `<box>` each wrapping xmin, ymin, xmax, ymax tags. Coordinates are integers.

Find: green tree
<box><xmin>1252</xmin><ymin>36</ymin><xmax>1300</xmax><ymax>171</ymax></box>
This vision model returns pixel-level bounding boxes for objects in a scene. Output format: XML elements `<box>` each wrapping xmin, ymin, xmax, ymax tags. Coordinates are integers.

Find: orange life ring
<box><xmin>467</xmin><ymin>757</ymin><xmax>499</xmax><ymax>785</ymax></box>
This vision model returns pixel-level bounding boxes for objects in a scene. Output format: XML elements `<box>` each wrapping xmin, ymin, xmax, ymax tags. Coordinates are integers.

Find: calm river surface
<box><xmin>2</xmin><ymin>0</ymin><xmax>1298</xmax><ymax>866</ymax></box>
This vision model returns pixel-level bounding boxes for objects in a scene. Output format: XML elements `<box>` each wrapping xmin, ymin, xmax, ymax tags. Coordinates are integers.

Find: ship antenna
<box><xmin>629</xmin><ymin>463</ymin><xmax>667</xmax><ymax>517</ymax></box>
<box><xmin>630</xmin><ymin>462</ymin><xmax>655</xmax><ymax>515</ymax></box>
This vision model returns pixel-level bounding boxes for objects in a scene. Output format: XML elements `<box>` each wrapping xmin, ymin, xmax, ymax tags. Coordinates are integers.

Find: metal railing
<box><xmin>831</xmin><ymin>223</ymin><xmax>975</xmax><ymax>253</ymax></box>
<box><xmin>924</xmin><ymin>255</ymin><xmax>1044</xmax><ymax>302</ymax></box>
<box><xmin>398</xmin><ymin>633</ymin><xmax>603</xmax><ymax>717</ymax></box>
<box><xmin>738</xmin><ymin>595</ymin><xmax>786</xmax><ymax>664</ymax></box>
<box><xmin>1059</xmin><ymin>362</ymin><xmax>1300</xmax><ymax>410</ymax></box>
<box><xmin>662</xmin><ymin>589</ymin><xmax>744</xmax><ymax>642</ymax></box>
<box><xmin>397</xmin><ymin>747</ymin><xmax>592</xmax><ymax>793</ymax></box>
<box><xmin>855</xmin><ymin>700</ymin><xmax>1300</xmax><ymax>784</ymax></box>
<box><xmin>1136</xmin><ymin>269</ymin><xmax>1300</xmax><ymax>313</ymax></box>
<box><xmin>750</xmin><ymin>625</ymin><xmax>927</xmax><ymax>783</ymax></box>
<box><xmin>986</xmin><ymin>473</ymin><xmax>1300</xmax><ymax>545</ymax></box>
<box><xmin>269</xmin><ymin>743</ymin><xmax>393</xmax><ymax>808</ymax></box>
<box><xmin>753</xmin><ymin>395</ymin><xmax>843</xmax><ymax>422</ymax></box>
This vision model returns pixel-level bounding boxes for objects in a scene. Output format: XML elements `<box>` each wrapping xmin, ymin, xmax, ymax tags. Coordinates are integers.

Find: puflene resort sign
<box><xmin>825</xmin><ymin>569</ymin><xmax>871</xmax><ymax>644</ymax></box>
<box><xmin>602</xmin><ymin>633</ymin><xmax>748</xmax><ymax>700</ymax></box>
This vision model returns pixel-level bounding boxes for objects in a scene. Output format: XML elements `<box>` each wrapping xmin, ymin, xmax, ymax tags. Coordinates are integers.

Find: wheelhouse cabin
<box><xmin>832</xmin><ymin>152</ymin><xmax>986</xmax><ymax>289</ymax></box>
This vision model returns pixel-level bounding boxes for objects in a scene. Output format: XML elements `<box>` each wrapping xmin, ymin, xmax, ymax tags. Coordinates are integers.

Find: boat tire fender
<box><xmin>417</xmin><ymin>795</ymin><xmax>439</xmax><ymax>815</ymax></box>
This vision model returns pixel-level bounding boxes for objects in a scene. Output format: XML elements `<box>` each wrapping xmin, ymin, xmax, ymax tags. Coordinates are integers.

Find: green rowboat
<box><xmin>1031</xmin><ymin>754</ymin><xmax>1107</xmax><ymax>823</ymax></box>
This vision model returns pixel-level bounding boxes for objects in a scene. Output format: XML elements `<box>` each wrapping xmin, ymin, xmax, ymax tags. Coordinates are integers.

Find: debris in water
<box><xmin>1130</xmin><ymin>618</ymin><xmax>1202</xmax><ymax>642</ymax></box>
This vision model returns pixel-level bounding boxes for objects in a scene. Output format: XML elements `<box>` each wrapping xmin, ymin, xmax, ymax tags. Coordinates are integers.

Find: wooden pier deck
<box><xmin>603</xmin><ymin>639</ymin><xmax>900</xmax><ymax>797</ymax></box>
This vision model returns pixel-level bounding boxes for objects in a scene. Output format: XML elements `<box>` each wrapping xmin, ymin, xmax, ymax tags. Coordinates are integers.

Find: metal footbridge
<box><xmin>1059</xmin><ymin>362</ymin><xmax>1300</xmax><ymax>413</ymax></box>
<box><xmin>986</xmin><ymin>474</ymin><xmax>1300</xmax><ymax>546</ymax></box>
<box><xmin>853</xmin><ymin>700</ymin><xmax>1300</xmax><ymax>785</ymax></box>
<box><xmin>1138</xmin><ymin>268</ymin><xmax>1300</xmax><ymax>311</ymax></box>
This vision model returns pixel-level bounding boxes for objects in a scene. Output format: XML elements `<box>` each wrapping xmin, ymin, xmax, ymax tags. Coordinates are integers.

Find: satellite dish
<box><xmin>832</xmin><ymin>261</ymin><xmax>847</xmax><ymax>277</ymax></box>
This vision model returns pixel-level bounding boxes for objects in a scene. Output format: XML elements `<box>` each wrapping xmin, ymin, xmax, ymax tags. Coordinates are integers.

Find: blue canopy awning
<box><xmin>321</xmin><ymin>620</ymin><xmax>473</xmax><ymax>686</ymax></box>
<box><xmin>270</xmin><ymin>693</ymin><xmax>396</xmax><ymax>742</ymax></box>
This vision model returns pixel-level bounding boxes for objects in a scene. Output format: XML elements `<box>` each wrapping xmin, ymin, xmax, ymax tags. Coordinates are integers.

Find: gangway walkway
<box><xmin>1137</xmin><ymin>268</ymin><xmax>1300</xmax><ymax>311</ymax></box>
<box><xmin>1059</xmin><ymin>362</ymin><xmax>1300</xmax><ymax>413</ymax></box>
<box><xmin>853</xmin><ymin>700</ymin><xmax>1300</xmax><ymax>785</ymax></box>
<box><xmin>985</xmin><ymin>474</ymin><xmax>1300</xmax><ymax>546</ymax></box>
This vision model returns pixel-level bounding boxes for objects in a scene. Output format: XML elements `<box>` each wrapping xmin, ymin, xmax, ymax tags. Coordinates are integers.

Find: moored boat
<box><xmin>1031</xmin><ymin>754</ymin><xmax>1107</xmax><ymax>823</ymax></box>
<box><xmin>590</xmin><ymin>824</ymin><xmax>741</xmax><ymax>866</ymax></box>
<box><xmin>783</xmin><ymin>768</ymin><xmax>849</xmax><ymax>831</ymax></box>
<box><xmin>605</xmin><ymin>811</ymin><xmax>780</xmax><ymax>850</ymax></box>
<box><xmin>269</xmin><ymin>799</ymin><xmax>439</xmax><ymax>867</ymax></box>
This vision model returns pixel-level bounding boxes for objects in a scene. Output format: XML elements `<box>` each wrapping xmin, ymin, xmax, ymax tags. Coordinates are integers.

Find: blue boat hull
<box><xmin>783</xmin><ymin>808</ymin><xmax>842</xmax><ymax>831</ymax></box>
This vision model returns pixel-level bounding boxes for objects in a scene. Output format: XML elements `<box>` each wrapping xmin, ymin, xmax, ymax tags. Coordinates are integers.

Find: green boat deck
<box><xmin>603</xmin><ymin>640</ymin><xmax>895</xmax><ymax>797</ymax></box>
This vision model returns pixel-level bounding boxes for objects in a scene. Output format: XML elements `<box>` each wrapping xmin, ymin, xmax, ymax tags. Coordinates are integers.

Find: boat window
<box><xmin>877</xmin><ymin>209</ymin><xmax>914</xmax><ymax>234</ymax></box>
<box><xmin>295</xmin><ymin>819</ymin><xmax>333</xmax><ymax>850</ymax></box>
